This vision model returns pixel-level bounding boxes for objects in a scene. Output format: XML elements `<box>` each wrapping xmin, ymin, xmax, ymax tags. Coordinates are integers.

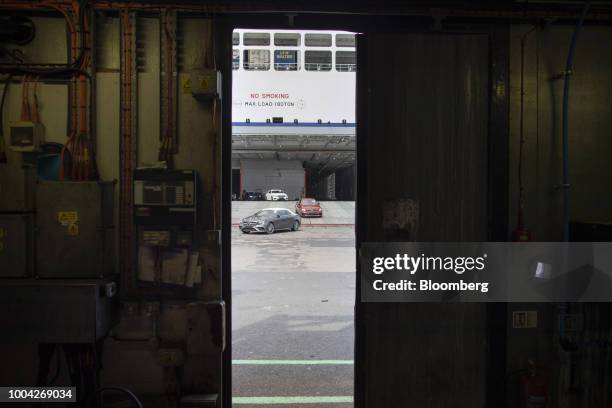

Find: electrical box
<box><xmin>0</xmin><ymin>278</ymin><xmax>118</xmax><ymax>343</ymax></box>
<box><xmin>0</xmin><ymin>149</ymin><xmax>36</xmax><ymax>211</ymax></box>
<box><xmin>36</xmin><ymin>181</ymin><xmax>116</xmax><ymax>278</ymax></box>
<box><xmin>134</xmin><ymin>169</ymin><xmax>197</xmax><ymax>225</ymax></box>
<box><xmin>134</xmin><ymin>169</ymin><xmax>197</xmax><ymax>248</ymax></box>
<box><xmin>512</xmin><ymin>310</ymin><xmax>538</xmax><ymax>329</ymax></box>
<box><xmin>0</xmin><ymin>214</ymin><xmax>33</xmax><ymax>277</ymax></box>
<box><xmin>190</xmin><ymin>69</ymin><xmax>222</xmax><ymax>100</ymax></box>
<box><xmin>138</xmin><ymin>227</ymin><xmax>194</xmax><ymax>247</ymax></box>
<box><xmin>9</xmin><ymin>121</ymin><xmax>44</xmax><ymax>152</ymax></box>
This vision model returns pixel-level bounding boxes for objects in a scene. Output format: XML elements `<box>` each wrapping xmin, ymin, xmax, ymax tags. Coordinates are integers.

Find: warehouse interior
<box><xmin>2</xmin><ymin>1</ymin><xmax>612</xmax><ymax>407</ymax></box>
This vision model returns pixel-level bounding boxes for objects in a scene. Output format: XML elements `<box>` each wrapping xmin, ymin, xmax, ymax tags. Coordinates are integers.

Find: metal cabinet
<box><xmin>36</xmin><ymin>181</ymin><xmax>115</xmax><ymax>278</ymax></box>
<box><xmin>0</xmin><ymin>278</ymin><xmax>118</xmax><ymax>343</ymax></box>
<box><xmin>0</xmin><ymin>214</ymin><xmax>33</xmax><ymax>277</ymax></box>
<box><xmin>0</xmin><ymin>151</ymin><xmax>36</xmax><ymax>212</ymax></box>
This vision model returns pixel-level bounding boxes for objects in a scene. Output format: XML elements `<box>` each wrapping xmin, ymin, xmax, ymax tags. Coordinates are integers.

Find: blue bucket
<box><xmin>37</xmin><ymin>153</ymin><xmax>61</xmax><ymax>180</ymax></box>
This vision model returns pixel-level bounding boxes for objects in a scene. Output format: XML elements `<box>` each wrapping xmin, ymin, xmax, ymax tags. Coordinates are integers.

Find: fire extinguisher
<box><xmin>512</xmin><ymin>207</ymin><xmax>531</xmax><ymax>242</ymax></box>
<box><xmin>520</xmin><ymin>360</ymin><xmax>548</xmax><ymax>408</ymax></box>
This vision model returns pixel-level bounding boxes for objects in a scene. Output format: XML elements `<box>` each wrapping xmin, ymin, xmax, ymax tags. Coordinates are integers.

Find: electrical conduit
<box><xmin>562</xmin><ymin>2</ymin><xmax>590</xmax><ymax>242</ymax></box>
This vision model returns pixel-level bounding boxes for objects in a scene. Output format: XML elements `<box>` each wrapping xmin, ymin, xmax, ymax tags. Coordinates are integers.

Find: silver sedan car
<box><xmin>239</xmin><ymin>208</ymin><xmax>301</xmax><ymax>234</ymax></box>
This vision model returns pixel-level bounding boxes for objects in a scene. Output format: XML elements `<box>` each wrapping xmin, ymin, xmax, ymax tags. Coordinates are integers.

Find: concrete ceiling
<box><xmin>232</xmin><ymin>134</ymin><xmax>355</xmax><ymax>174</ymax></box>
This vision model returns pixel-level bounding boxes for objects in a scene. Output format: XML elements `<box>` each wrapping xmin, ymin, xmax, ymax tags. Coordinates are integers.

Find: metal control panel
<box><xmin>134</xmin><ymin>169</ymin><xmax>197</xmax><ymax>225</ymax></box>
<box><xmin>190</xmin><ymin>69</ymin><xmax>222</xmax><ymax>100</ymax></box>
<box><xmin>36</xmin><ymin>181</ymin><xmax>116</xmax><ymax>278</ymax></box>
<box><xmin>0</xmin><ymin>149</ymin><xmax>36</xmax><ymax>212</ymax></box>
<box><xmin>0</xmin><ymin>278</ymin><xmax>118</xmax><ymax>343</ymax></box>
<box><xmin>0</xmin><ymin>214</ymin><xmax>33</xmax><ymax>277</ymax></box>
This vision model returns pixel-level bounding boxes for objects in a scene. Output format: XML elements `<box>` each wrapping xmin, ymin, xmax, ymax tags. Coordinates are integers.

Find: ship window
<box><xmin>233</xmin><ymin>49</ymin><xmax>240</xmax><ymax>70</ymax></box>
<box><xmin>232</xmin><ymin>32</ymin><xmax>240</xmax><ymax>46</ymax></box>
<box><xmin>305</xmin><ymin>33</ymin><xmax>332</xmax><ymax>47</ymax></box>
<box><xmin>336</xmin><ymin>51</ymin><xmax>356</xmax><ymax>72</ymax></box>
<box><xmin>274</xmin><ymin>33</ymin><xmax>300</xmax><ymax>47</ymax></box>
<box><xmin>335</xmin><ymin>34</ymin><xmax>355</xmax><ymax>47</ymax></box>
<box><xmin>274</xmin><ymin>50</ymin><xmax>299</xmax><ymax>71</ymax></box>
<box><xmin>305</xmin><ymin>50</ymin><xmax>331</xmax><ymax>71</ymax></box>
<box><xmin>243</xmin><ymin>32</ymin><xmax>270</xmax><ymax>46</ymax></box>
<box><xmin>243</xmin><ymin>49</ymin><xmax>270</xmax><ymax>70</ymax></box>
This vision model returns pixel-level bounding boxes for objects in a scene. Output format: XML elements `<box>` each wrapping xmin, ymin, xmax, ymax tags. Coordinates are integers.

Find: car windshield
<box><xmin>254</xmin><ymin>210</ymin><xmax>277</xmax><ymax>217</ymax></box>
<box><xmin>302</xmin><ymin>198</ymin><xmax>317</xmax><ymax>205</ymax></box>
<box><xmin>270</xmin><ymin>190</ymin><xmax>283</xmax><ymax>193</ymax></box>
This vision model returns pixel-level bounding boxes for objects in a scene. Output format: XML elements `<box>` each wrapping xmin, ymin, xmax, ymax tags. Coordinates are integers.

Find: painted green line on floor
<box><xmin>232</xmin><ymin>359</ymin><xmax>353</xmax><ymax>365</ymax></box>
<box><xmin>233</xmin><ymin>396</ymin><xmax>353</xmax><ymax>404</ymax></box>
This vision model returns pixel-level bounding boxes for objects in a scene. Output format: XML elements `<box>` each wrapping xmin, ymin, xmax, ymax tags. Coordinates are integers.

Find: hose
<box><xmin>92</xmin><ymin>386</ymin><xmax>144</xmax><ymax>408</ymax></box>
<box><xmin>561</xmin><ymin>2</ymin><xmax>590</xmax><ymax>242</ymax></box>
<box><xmin>518</xmin><ymin>26</ymin><xmax>536</xmax><ymax>205</ymax></box>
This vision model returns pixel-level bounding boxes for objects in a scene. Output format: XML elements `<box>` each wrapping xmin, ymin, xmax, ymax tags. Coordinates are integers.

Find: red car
<box><xmin>295</xmin><ymin>198</ymin><xmax>323</xmax><ymax>217</ymax></box>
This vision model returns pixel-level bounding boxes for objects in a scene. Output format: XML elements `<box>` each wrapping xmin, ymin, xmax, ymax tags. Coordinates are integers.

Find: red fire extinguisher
<box><xmin>520</xmin><ymin>360</ymin><xmax>548</xmax><ymax>408</ymax></box>
<box><xmin>512</xmin><ymin>207</ymin><xmax>532</xmax><ymax>242</ymax></box>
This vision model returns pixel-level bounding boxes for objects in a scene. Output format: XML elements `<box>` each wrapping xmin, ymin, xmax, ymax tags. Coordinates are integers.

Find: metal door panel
<box><xmin>0</xmin><ymin>214</ymin><xmax>32</xmax><ymax>277</ymax></box>
<box><xmin>0</xmin><ymin>150</ymin><xmax>36</xmax><ymax>211</ymax></box>
<box><xmin>356</xmin><ymin>32</ymin><xmax>489</xmax><ymax>407</ymax></box>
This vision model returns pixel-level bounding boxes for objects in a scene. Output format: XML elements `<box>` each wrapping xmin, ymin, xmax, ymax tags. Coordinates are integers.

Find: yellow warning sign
<box><xmin>67</xmin><ymin>223</ymin><xmax>79</xmax><ymax>236</ymax></box>
<box><xmin>182</xmin><ymin>77</ymin><xmax>192</xmax><ymax>94</ymax></box>
<box><xmin>58</xmin><ymin>211</ymin><xmax>78</xmax><ymax>226</ymax></box>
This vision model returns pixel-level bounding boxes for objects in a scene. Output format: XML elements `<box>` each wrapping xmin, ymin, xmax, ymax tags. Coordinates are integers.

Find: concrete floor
<box><xmin>231</xmin><ymin>206</ymin><xmax>355</xmax><ymax>407</ymax></box>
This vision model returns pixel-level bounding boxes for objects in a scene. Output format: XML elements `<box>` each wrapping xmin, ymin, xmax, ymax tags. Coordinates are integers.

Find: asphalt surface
<box><xmin>232</xmin><ymin>201</ymin><xmax>355</xmax><ymax>226</ymax></box>
<box><xmin>232</xmin><ymin>223</ymin><xmax>355</xmax><ymax>407</ymax></box>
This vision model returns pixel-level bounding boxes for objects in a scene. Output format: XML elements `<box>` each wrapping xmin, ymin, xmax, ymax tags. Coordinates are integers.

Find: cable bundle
<box><xmin>57</xmin><ymin>0</ymin><xmax>96</xmax><ymax>181</ymax></box>
<box><xmin>158</xmin><ymin>9</ymin><xmax>176</xmax><ymax>169</ymax></box>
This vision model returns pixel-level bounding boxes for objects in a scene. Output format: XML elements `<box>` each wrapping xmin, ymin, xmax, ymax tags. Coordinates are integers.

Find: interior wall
<box><xmin>0</xmin><ymin>19</ymin><xmax>70</xmax><ymax>146</ymax></box>
<box><xmin>508</xmin><ymin>25</ymin><xmax>612</xmax><ymax>241</ymax></box>
<box><xmin>0</xmin><ymin>11</ymin><xmax>224</xmax><ymax>401</ymax></box>
<box><xmin>506</xmin><ymin>24</ymin><xmax>612</xmax><ymax>408</ymax></box>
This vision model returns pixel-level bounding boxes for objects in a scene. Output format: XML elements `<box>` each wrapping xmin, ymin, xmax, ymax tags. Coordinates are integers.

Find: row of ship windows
<box><xmin>233</xmin><ymin>32</ymin><xmax>355</xmax><ymax>48</ymax></box>
<box><xmin>233</xmin><ymin>49</ymin><xmax>356</xmax><ymax>72</ymax></box>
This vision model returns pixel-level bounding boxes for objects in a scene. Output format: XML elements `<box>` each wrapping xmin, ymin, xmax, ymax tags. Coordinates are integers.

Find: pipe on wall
<box><xmin>561</xmin><ymin>2</ymin><xmax>590</xmax><ymax>242</ymax></box>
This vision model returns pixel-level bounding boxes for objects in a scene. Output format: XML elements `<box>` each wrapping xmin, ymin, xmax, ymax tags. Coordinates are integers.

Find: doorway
<box><xmin>229</xmin><ymin>28</ymin><xmax>356</xmax><ymax>406</ymax></box>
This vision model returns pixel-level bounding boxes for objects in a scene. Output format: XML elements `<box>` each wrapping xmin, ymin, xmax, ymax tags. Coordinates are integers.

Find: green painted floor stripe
<box><xmin>233</xmin><ymin>396</ymin><xmax>353</xmax><ymax>404</ymax></box>
<box><xmin>233</xmin><ymin>360</ymin><xmax>353</xmax><ymax>365</ymax></box>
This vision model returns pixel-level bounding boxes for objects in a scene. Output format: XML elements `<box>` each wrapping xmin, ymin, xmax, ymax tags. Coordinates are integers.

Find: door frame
<box><xmin>218</xmin><ymin>14</ymin><xmax>510</xmax><ymax>408</ymax></box>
